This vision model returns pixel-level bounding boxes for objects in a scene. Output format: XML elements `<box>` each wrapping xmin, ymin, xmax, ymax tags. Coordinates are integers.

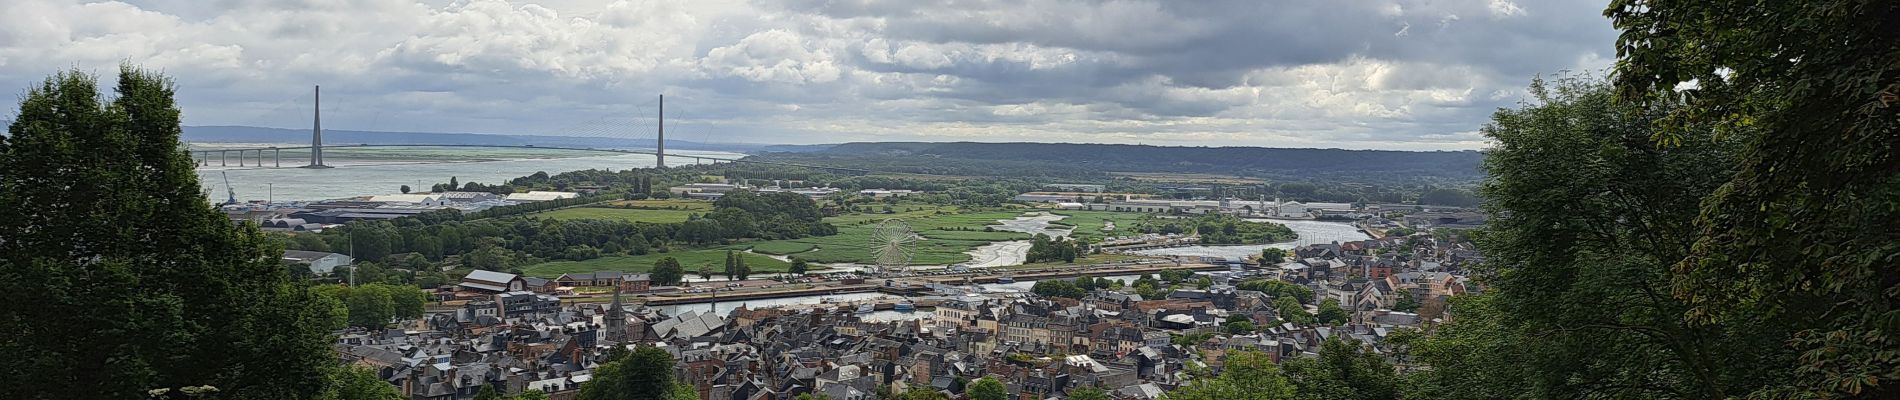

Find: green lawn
<box><xmin>533</xmin><ymin>207</ymin><xmax>701</xmax><ymax>223</ymax></box>
<box><xmin>521</xmin><ymin>250</ymin><xmax>793</xmax><ymax>278</ymax></box>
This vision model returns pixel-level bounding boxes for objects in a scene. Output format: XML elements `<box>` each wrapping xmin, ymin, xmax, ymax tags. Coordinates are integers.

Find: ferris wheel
<box><xmin>869</xmin><ymin>219</ymin><xmax>919</xmax><ymax>275</ymax></box>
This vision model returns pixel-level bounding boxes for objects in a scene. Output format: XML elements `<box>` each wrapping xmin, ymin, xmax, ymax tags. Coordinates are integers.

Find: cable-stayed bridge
<box><xmin>191</xmin><ymin>86</ymin><xmax>867</xmax><ymax>173</ymax></box>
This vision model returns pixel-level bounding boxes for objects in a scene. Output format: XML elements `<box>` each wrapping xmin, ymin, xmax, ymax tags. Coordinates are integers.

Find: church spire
<box><xmin>606</xmin><ymin>287</ymin><xmax>627</xmax><ymax>342</ymax></box>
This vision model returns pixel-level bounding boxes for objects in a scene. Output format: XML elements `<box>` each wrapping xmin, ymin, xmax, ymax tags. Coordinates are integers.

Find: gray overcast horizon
<box><xmin>0</xmin><ymin>0</ymin><xmax>1617</xmax><ymax>150</ymax></box>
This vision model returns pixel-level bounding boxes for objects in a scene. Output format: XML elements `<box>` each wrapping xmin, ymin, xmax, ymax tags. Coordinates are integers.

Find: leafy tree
<box><xmin>789</xmin><ymin>257</ymin><xmax>809</xmax><ymax>275</ymax></box>
<box><xmin>1608</xmin><ymin>1</ymin><xmax>1900</xmax><ymax>397</ymax></box>
<box><xmin>1031</xmin><ymin>280</ymin><xmax>1087</xmax><ymax>299</ymax></box>
<box><xmin>1281</xmin><ymin>338</ymin><xmax>1399</xmax><ymax>400</ymax></box>
<box><xmin>1315</xmin><ymin>299</ymin><xmax>1348</xmax><ymax>325</ymax></box>
<box><xmin>1400</xmin><ymin>295</ymin><xmax>1537</xmax><ymax>400</ymax></box>
<box><xmin>734</xmin><ymin>254</ymin><xmax>751</xmax><ymax>280</ymax></box>
<box><xmin>472</xmin><ymin>385</ymin><xmax>503</xmax><ymax>400</ymax></box>
<box><xmin>1236</xmin><ymin>279</ymin><xmax>1314</xmax><ymax>303</ymax></box>
<box><xmin>390</xmin><ymin>285</ymin><xmax>428</xmax><ymax>320</ymax></box>
<box><xmin>1413</xmin><ymin>76</ymin><xmax>1791</xmax><ymax>398</ymax></box>
<box><xmin>650</xmin><ymin>257</ymin><xmax>684</xmax><ymax>286</ymax></box>
<box><xmin>1067</xmin><ymin>386</ymin><xmax>1109</xmax><ymax>400</ymax></box>
<box><xmin>794</xmin><ymin>394</ymin><xmax>833</xmax><ymax>400</ymax></box>
<box><xmin>311</xmin><ymin>287</ymin><xmax>350</xmax><ymax>330</ymax></box>
<box><xmin>1224</xmin><ymin>320</ymin><xmax>1257</xmax><ymax>335</ymax></box>
<box><xmin>400</xmin><ymin>184</ymin><xmax>411</xmax><ymax>194</ymax></box>
<box><xmin>1274</xmin><ymin>297</ymin><xmax>1314</xmax><ymax>326</ymax></box>
<box><xmin>514</xmin><ymin>389</ymin><xmax>549</xmax><ymax>400</ymax></box>
<box><xmin>346</xmin><ymin>284</ymin><xmax>397</xmax><ymax>329</ymax></box>
<box><xmin>1392</xmin><ymin>290</ymin><xmax>1419</xmax><ymax>313</ymax></box>
<box><xmin>896</xmin><ymin>389</ymin><xmax>949</xmax><ymax>400</ymax></box>
<box><xmin>1258</xmin><ymin>248</ymin><xmax>1287</xmax><ymax>264</ymax></box>
<box><xmin>319</xmin><ymin>366</ymin><xmax>403</xmax><ymax>400</ymax></box>
<box><xmin>579</xmin><ymin>346</ymin><xmax>683</xmax><ymax>400</ymax></box>
<box><xmin>1163</xmin><ymin>351</ymin><xmax>1295</xmax><ymax>400</ymax></box>
<box><xmin>968</xmin><ymin>377</ymin><xmax>1007</xmax><ymax>400</ymax></box>
<box><xmin>0</xmin><ymin>66</ymin><xmax>334</xmax><ymax>399</ymax></box>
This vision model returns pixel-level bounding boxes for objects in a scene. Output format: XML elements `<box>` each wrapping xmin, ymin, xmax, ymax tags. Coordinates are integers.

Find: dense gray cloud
<box><xmin>0</xmin><ymin>0</ymin><xmax>1618</xmax><ymax>150</ymax></box>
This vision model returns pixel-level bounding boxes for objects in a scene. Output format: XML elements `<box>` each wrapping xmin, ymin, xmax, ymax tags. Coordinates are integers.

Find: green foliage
<box><xmin>1413</xmin><ymin>75</ymin><xmax>1793</xmax><ymax>398</ymax></box>
<box><xmin>722</xmin><ymin>250</ymin><xmax>752</xmax><ymax>280</ymax></box>
<box><xmin>319</xmin><ymin>366</ymin><xmax>403</xmax><ymax>400</ymax></box>
<box><xmin>1392</xmin><ymin>290</ymin><xmax>1419</xmax><ymax>313</ymax></box>
<box><xmin>1223</xmin><ymin>320</ymin><xmax>1257</xmax><ymax>335</ymax></box>
<box><xmin>1258</xmin><ymin>248</ymin><xmax>1287</xmax><ymax>264</ymax></box>
<box><xmin>525</xmin><ymin>250</ymin><xmax>790</xmax><ymax>278</ymax></box>
<box><xmin>472</xmin><ymin>385</ymin><xmax>503</xmax><ymax>400</ymax></box>
<box><xmin>1608</xmin><ymin>1</ymin><xmax>1900</xmax><ymax>396</ymax></box>
<box><xmin>1417</xmin><ymin>188</ymin><xmax>1480</xmax><ymax>207</ymax></box>
<box><xmin>514</xmin><ymin>389</ymin><xmax>549</xmax><ymax>400</ymax></box>
<box><xmin>650</xmin><ymin>257</ymin><xmax>684</xmax><ymax>286</ymax></box>
<box><xmin>794</xmin><ymin>394</ymin><xmax>833</xmax><ymax>400</ymax></box>
<box><xmin>1236</xmin><ymin>279</ymin><xmax>1314</xmax><ymax>303</ymax></box>
<box><xmin>1315</xmin><ymin>299</ymin><xmax>1348</xmax><ymax>325</ymax></box>
<box><xmin>1281</xmin><ymin>338</ymin><xmax>1400</xmax><ymax>400</ymax></box>
<box><xmin>1025</xmin><ymin>233</ymin><xmax>1081</xmax><ymax>263</ymax></box>
<box><xmin>968</xmin><ymin>377</ymin><xmax>1007</xmax><ymax>400</ymax></box>
<box><xmin>1031</xmin><ymin>279</ymin><xmax>1088</xmax><ymax>299</ymax></box>
<box><xmin>896</xmin><ymin>389</ymin><xmax>950</xmax><ymax>400</ymax></box>
<box><xmin>1275</xmin><ymin>297</ymin><xmax>1315</xmax><ymax>326</ymax></box>
<box><xmin>311</xmin><ymin>283</ymin><xmax>427</xmax><ymax>330</ymax></box>
<box><xmin>579</xmin><ymin>346</ymin><xmax>682</xmax><ymax>400</ymax></box>
<box><xmin>1067</xmin><ymin>386</ymin><xmax>1109</xmax><ymax>400</ymax></box>
<box><xmin>789</xmin><ymin>257</ymin><xmax>809</xmax><ymax>275</ymax></box>
<box><xmin>1163</xmin><ymin>351</ymin><xmax>1296</xmax><ymax>400</ymax></box>
<box><xmin>0</xmin><ymin>66</ymin><xmax>333</xmax><ymax>399</ymax></box>
<box><xmin>1136</xmin><ymin>214</ymin><xmax>1296</xmax><ymax>245</ymax></box>
<box><xmin>1172</xmin><ymin>332</ymin><xmax>1217</xmax><ymax>347</ymax></box>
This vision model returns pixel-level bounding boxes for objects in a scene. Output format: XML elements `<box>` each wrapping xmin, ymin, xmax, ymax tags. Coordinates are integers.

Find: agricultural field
<box><xmin>602</xmin><ymin>199</ymin><xmax>713</xmax><ymax>210</ymax></box>
<box><xmin>521</xmin><ymin>249</ymin><xmax>794</xmax><ymax>278</ymax></box>
<box><xmin>533</xmin><ymin>207</ymin><xmax>701</xmax><ymax>223</ymax></box>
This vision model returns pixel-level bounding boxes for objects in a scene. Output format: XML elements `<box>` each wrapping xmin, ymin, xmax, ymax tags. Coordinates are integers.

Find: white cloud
<box><xmin>0</xmin><ymin>0</ymin><xmax>1617</xmax><ymax>150</ymax></box>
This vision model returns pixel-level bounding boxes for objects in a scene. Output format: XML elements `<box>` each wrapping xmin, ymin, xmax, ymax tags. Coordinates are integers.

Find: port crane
<box><xmin>221</xmin><ymin>172</ymin><xmax>238</xmax><ymax>206</ymax></box>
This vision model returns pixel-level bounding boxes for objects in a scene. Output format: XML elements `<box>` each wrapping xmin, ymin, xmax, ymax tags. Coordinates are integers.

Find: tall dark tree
<box><xmin>1411</xmin><ymin>76</ymin><xmax>1790</xmax><ymax>399</ymax></box>
<box><xmin>0</xmin><ymin>66</ymin><xmax>334</xmax><ymax>399</ymax></box>
<box><xmin>1608</xmin><ymin>1</ymin><xmax>1900</xmax><ymax>396</ymax></box>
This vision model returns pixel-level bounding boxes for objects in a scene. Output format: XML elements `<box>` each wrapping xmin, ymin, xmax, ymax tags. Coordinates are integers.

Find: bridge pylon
<box><xmin>301</xmin><ymin>85</ymin><xmax>333</xmax><ymax>169</ymax></box>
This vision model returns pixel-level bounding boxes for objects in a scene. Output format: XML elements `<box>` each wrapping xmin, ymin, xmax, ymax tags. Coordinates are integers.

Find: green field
<box><xmin>533</xmin><ymin>207</ymin><xmax>701</xmax><ymax>223</ymax></box>
<box><xmin>521</xmin><ymin>250</ymin><xmax>794</xmax><ymax>278</ymax></box>
<box><xmin>731</xmin><ymin>209</ymin><xmax>1035</xmax><ymax>265</ymax></box>
<box><xmin>529</xmin><ymin>200</ymin><xmax>1067</xmax><ymax>267</ymax></box>
<box><xmin>723</xmin><ymin>241</ymin><xmax>819</xmax><ymax>255</ymax></box>
<box><xmin>605</xmin><ymin>199</ymin><xmax>713</xmax><ymax>210</ymax></box>
<box><xmin>1049</xmin><ymin>210</ymin><xmax>1140</xmax><ymax>242</ymax></box>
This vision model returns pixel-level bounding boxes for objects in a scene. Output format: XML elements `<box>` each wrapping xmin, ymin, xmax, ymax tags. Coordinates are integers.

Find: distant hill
<box><xmin>180</xmin><ymin>125</ymin><xmax>771</xmax><ymax>152</ymax></box>
<box><xmin>811</xmin><ymin>142</ymin><xmax>1486</xmax><ymax>178</ymax></box>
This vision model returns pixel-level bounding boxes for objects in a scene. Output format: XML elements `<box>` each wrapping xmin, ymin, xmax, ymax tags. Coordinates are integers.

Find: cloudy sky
<box><xmin>0</xmin><ymin>0</ymin><xmax>1618</xmax><ymax>150</ymax></box>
